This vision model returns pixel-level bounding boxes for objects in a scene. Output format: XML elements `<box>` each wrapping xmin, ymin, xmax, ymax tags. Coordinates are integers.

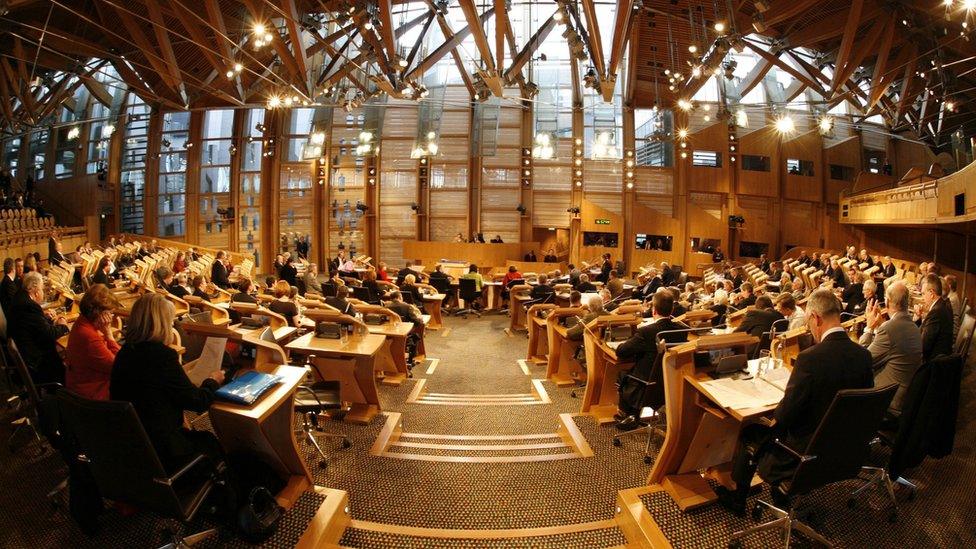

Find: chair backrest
<box><xmin>321</xmin><ymin>282</ymin><xmax>337</xmax><ymax>298</ymax></box>
<box><xmin>55</xmin><ymin>389</ymin><xmax>186</xmax><ymax>517</ymax></box>
<box><xmin>351</xmin><ymin>285</ymin><xmax>373</xmax><ymax>303</ymax></box>
<box><xmin>953</xmin><ymin>310</ymin><xmax>975</xmax><ymax>359</ymax></box>
<box><xmin>429</xmin><ymin>277</ymin><xmax>451</xmax><ymax>294</ymax></box>
<box><xmin>790</xmin><ymin>384</ymin><xmax>897</xmax><ymax>496</ymax></box>
<box><xmin>6</xmin><ymin>338</ymin><xmax>43</xmax><ymax>412</ymax></box>
<box><xmin>458</xmin><ymin>277</ymin><xmax>479</xmax><ymax>299</ymax></box>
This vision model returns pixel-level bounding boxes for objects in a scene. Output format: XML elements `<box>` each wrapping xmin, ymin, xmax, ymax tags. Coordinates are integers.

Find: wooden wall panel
<box><xmin>579</xmin><ymin>199</ymin><xmax>623</xmax><ymax>264</ymax></box>
<box><xmin>732</xmin><ymin>194</ymin><xmax>777</xmax><ymax>257</ymax></box>
<box><xmin>686</xmin><ymin>122</ymin><xmax>730</xmax><ymax>193</ymax></box>
<box><xmin>631</xmin><ymin>201</ymin><xmax>684</xmax><ymax>267</ymax></box>
<box><xmin>824</xmin><ymin>136</ymin><xmax>860</xmax><ymax>204</ymax></box>
<box><xmin>736</xmin><ymin>127</ymin><xmax>779</xmax><ymax>197</ymax></box>
<box><xmin>780</xmin><ymin>200</ymin><xmax>820</xmax><ymax>249</ymax></box>
<box><xmin>782</xmin><ymin>130</ymin><xmax>823</xmax><ymax>202</ymax></box>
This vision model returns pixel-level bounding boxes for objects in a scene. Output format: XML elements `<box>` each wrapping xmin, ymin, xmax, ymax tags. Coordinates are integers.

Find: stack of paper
<box><xmin>699</xmin><ymin>377</ymin><xmax>785</xmax><ymax>410</ymax></box>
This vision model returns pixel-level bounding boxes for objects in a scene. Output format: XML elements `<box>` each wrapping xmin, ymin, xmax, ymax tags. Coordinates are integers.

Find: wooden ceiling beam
<box><xmin>404</xmin><ymin>15</ymin><xmax>435</xmax><ymax>74</ymax></box>
<box><xmin>378</xmin><ymin>0</ymin><xmax>398</xmax><ymax>61</ymax></box>
<box><xmin>283</xmin><ymin>0</ymin><xmax>310</xmax><ymax>94</ymax></box>
<box><xmin>786</xmin><ymin>3</ymin><xmax>883</xmax><ymax>48</ymax></box>
<box><xmin>867</xmin><ymin>17</ymin><xmax>897</xmax><ymax>110</ymax></box>
<box><xmin>896</xmin><ymin>44</ymin><xmax>919</xmax><ymax>119</ymax></box>
<box><xmin>314</xmin><ymin>29</ymin><xmax>359</xmax><ymax>87</ymax></box>
<box><xmin>10</xmin><ymin>38</ymin><xmax>38</xmax><ymax>122</ymax></box>
<box><xmin>429</xmin><ymin>10</ymin><xmax>476</xmax><ymax>97</ymax></box>
<box><xmin>405</xmin><ymin>7</ymin><xmax>495</xmax><ymax>82</ymax></box>
<box><xmin>109</xmin><ymin>2</ymin><xmax>179</xmax><ymax>93</ymax></box>
<box><xmin>607</xmin><ymin>0</ymin><xmax>634</xmax><ymax>78</ymax></box>
<box><xmin>761</xmin><ymin>0</ymin><xmax>822</xmax><ymax>28</ymax></box>
<box><xmin>829</xmin><ymin>0</ymin><xmax>865</xmax><ymax>95</ymax></box>
<box><xmin>737</xmin><ymin>58</ymin><xmax>773</xmax><ymax>98</ymax></box>
<box><xmin>504</xmin><ymin>13</ymin><xmax>558</xmax><ymax>83</ymax></box>
<box><xmin>458</xmin><ymin>0</ymin><xmax>499</xmax><ymax>88</ymax></box>
<box><xmin>745</xmin><ymin>42</ymin><xmax>825</xmax><ymax>96</ymax></box>
<box><xmin>579</xmin><ymin>0</ymin><xmax>607</xmax><ymax>77</ymax></box>
<box><xmin>143</xmin><ymin>0</ymin><xmax>186</xmax><ymax>102</ymax></box>
<box><xmin>494</xmin><ymin>0</ymin><xmax>508</xmax><ymax>73</ymax></box>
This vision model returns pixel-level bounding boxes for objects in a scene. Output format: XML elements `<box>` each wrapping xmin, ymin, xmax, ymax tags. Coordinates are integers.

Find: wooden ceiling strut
<box><xmin>404</xmin><ymin>7</ymin><xmax>495</xmax><ymax>82</ymax></box>
<box><xmin>505</xmin><ymin>13</ymin><xmax>558</xmax><ymax>83</ymax></box>
<box><xmin>829</xmin><ymin>0</ymin><xmax>865</xmax><ymax>95</ymax></box>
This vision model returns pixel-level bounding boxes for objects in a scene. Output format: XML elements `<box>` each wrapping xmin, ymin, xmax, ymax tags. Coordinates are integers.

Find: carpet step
<box><xmin>338</xmin><ymin>520</ymin><xmax>628</xmax><ymax>548</ymax></box>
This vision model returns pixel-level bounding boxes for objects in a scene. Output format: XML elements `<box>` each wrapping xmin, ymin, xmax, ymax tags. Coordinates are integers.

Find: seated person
<box><xmin>278</xmin><ymin>254</ymin><xmax>298</xmax><ymax>286</ymax></box>
<box><xmin>568</xmin><ymin>290</ymin><xmax>582</xmax><ymax>308</ymax></box>
<box><xmin>158</xmin><ymin>266</ymin><xmax>189</xmax><ymax>299</ymax></box>
<box><xmin>191</xmin><ymin>275</ymin><xmax>213</xmax><ymax>302</ymax></box>
<box><xmin>92</xmin><ymin>257</ymin><xmax>115</xmax><ymax>287</ymax></box>
<box><xmin>524</xmin><ymin>250</ymin><xmax>537</xmax><ymax>262</ymax></box>
<box><xmin>386</xmin><ymin>290</ymin><xmax>424</xmax><ymax>326</ymax></box>
<box><xmin>710</xmin><ymin>291</ymin><xmax>729</xmax><ymax>327</ymax></box>
<box><xmin>614</xmin><ymin>291</ymin><xmax>689</xmax><ymax>430</ymax></box>
<box><xmin>210</xmin><ymin>251</ymin><xmax>231</xmax><ymax>289</ymax></box>
<box><xmin>860</xmin><ymin>281</ymin><xmax>922</xmax><ymax>415</ymax></box>
<box><xmin>396</xmin><ymin>261</ymin><xmax>418</xmax><ymax>286</ymax></box>
<box><xmin>49</xmin><ymin>240</ymin><xmax>68</xmax><ymax>267</ymax></box>
<box><xmin>502</xmin><ymin>265</ymin><xmax>523</xmax><ymax>288</ymax></box>
<box><xmin>376</xmin><ymin>261</ymin><xmax>391</xmax><ymax>282</ymax></box>
<box><xmin>303</xmin><ymin>263</ymin><xmax>323</xmax><ymax>296</ymax></box>
<box><xmin>774</xmin><ymin>293</ymin><xmax>806</xmax><ymax>331</ymax></box>
<box><xmin>325</xmin><ymin>285</ymin><xmax>357</xmax><ymax>316</ymax></box>
<box><xmin>543</xmin><ymin>248</ymin><xmax>558</xmax><ymax>263</ymax></box>
<box><xmin>715</xmin><ymin>289</ymin><xmax>873</xmax><ymax>515</ymax></box>
<box><xmin>568</xmin><ymin>264</ymin><xmax>582</xmax><ymax>287</ymax></box>
<box><xmin>110</xmin><ymin>293</ymin><xmax>226</xmax><ymax>473</ymax></box>
<box><xmin>575</xmin><ymin>273</ymin><xmax>597</xmax><ymax>293</ymax></box>
<box><xmin>399</xmin><ymin>274</ymin><xmax>425</xmax><ymax>304</ymax></box>
<box><xmin>490</xmin><ymin>235</ymin><xmax>504</xmax><ymax>243</ymax></box>
<box><xmin>734</xmin><ymin>295</ymin><xmax>784</xmax><ymax>338</ymax></box>
<box><xmin>362</xmin><ymin>269</ymin><xmax>388</xmax><ymax>300</ymax></box>
<box><xmin>567</xmin><ymin>293</ymin><xmax>608</xmax><ymax>341</ymax></box>
<box><xmin>916</xmin><ymin>273</ymin><xmax>954</xmax><ymax>361</ymax></box>
<box><xmin>851</xmin><ymin>278</ymin><xmax>880</xmax><ymax>315</ymax></box>
<box><xmin>66</xmin><ymin>284</ymin><xmax>122</xmax><ymax>400</ymax></box>
<box><xmin>429</xmin><ymin>264</ymin><xmax>453</xmax><ymax>284</ymax></box>
<box><xmin>529</xmin><ymin>273</ymin><xmax>555</xmax><ymax>302</ymax></box>
<box><xmin>733</xmin><ymin>282</ymin><xmax>756</xmax><ymax>309</ymax></box>
<box><xmin>842</xmin><ymin>270</ymin><xmax>865</xmax><ymax>314</ymax></box>
<box><xmin>606</xmin><ymin>270</ymin><xmax>625</xmax><ymax>299</ymax></box>
<box><xmin>9</xmin><ymin>272</ymin><xmax>70</xmax><ymax>384</ymax></box>
<box><xmin>459</xmin><ymin>264</ymin><xmax>484</xmax><ymax>293</ymax></box>
<box><xmin>269</xmin><ymin>280</ymin><xmax>301</xmax><ymax>326</ymax></box>
<box><xmin>230</xmin><ymin>278</ymin><xmax>258</xmax><ymax>304</ymax></box>
<box><xmin>668</xmin><ymin>287</ymin><xmax>687</xmax><ymax>318</ymax></box>
<box><xmin>633</xmin><ymin>268</ymin><xmax>661</xmax><ymax>301</ymax></box>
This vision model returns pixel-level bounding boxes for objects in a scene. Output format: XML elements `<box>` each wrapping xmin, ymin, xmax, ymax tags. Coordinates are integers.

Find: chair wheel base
<box><xmin>570</xmin><ymin>391</ymin><xmax>578</xmax><ymax>398</ymax></box>
<box><xmin>643</xmin><ymin>455</ymin><xmax>652</xmax><ymax>464</ymax></box>
<box><xmin>318</xmin><ymin>460</ymin><xmax>328</xmax><ymax>469</ymax></box>
<box><xmin>751</xmin><ymin>503</ymin><xmax>763</xmax><ymax>521</ymax></box>
<box><xmin>728</xmin><ymin>540</ymin><xmax>743</xmax><ymax>549</ymax></box>
<box><xmin>341</xmin><ymin>439</ymin><xmax>352</xmax><ymax>449</ymax></box>
<box><xmin>612</xmin><ymin>438</ymin><xmax>621</xmax><ymax>447</ymax></box>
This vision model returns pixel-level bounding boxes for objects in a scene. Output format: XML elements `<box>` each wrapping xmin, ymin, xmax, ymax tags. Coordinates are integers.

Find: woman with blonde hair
<box><xmin>110</xmin><ymin>293</ymin><xmax>225</xmax><ymax>470</ymax></box>
<box><xmin>65</xmin><ymin>284</ymin><xmax>121</xmax><ymax>400</ymax></box>
<box><xmin>268</xmin><ymin>279</ymin><xmax>301</xmax><ymax>327</ymax></box>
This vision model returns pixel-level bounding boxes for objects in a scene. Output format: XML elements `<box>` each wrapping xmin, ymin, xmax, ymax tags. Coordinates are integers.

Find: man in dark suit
<box><xmin>575</xmin><ymin>273</ymin><xmax>597</xmax><ymax>293</ymax></box>
<box><xmin>8</xmin><ymin>272</ymin><xmax>70</xmax><ymax>384</ymax></box>
<box><xmin>157</xmin><ymin>267</ymin><xmax>190</xmax><ymax>299</ymax></box>
<box><xmin>715</xmin><ymin>289</ymin><xmax>873</xmax><ymax>515</ymax></box>
<box><xmin>396</xmin><ymin>261</ymin><xmax>417</xmax><ymax>286</ymax></box>
<box><xmin>597</xmin><ymin>253</ymin><xmax>612</xmax><ymax>284</ymax></box>
<box><xmin>279</xmin><ymin>254</ymin><xmax>298</xmax><ymax>287</ymax></box>
<box><xmin>733</xmin><ymin>282</ymin><xmax>756</xmax><ymax>309</ymax></box>
<box><xmin>734</xmin><ymin>295</ymin><xmax>784</xmax><ymax>339</ymax></box>
<box><xmin>0</xmin><ymin>258</ymin><xmax>18</xmax><ymax>313</ymax></box>
<box><xmin>529</xmin><ymin>274</ymin><xmax>556</xmax><ymax>302</ymax></box>
<box><xmin>325</xmin><ymin>286</ymin><xmax>357</xmax><ymax>316</ymax></box>
<box><xmin>210</xmin><ymin>251</ymin><xmax>231</xmax><ymax>289</ymax></box>
<box><xmin>633</xmin><ymin>269</ymin><xmax>662</xmax><ymax>301</ymax></box>
<box><xmin>916</xmin><ymin>274</ymin><xmax>954</xmax><ymax>361</ymax></box>
<box><xmin>614</xmin><ymin>292</ymin><xmax>689</xmax><ymax>430</ymax></box>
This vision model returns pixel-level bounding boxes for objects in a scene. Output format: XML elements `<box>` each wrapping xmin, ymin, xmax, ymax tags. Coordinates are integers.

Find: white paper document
<box><xmin>186</xmin><ymin>337</ymin><xmax>227</xmax><ymax>386</ymax></box>
<box><xmin>699</xmin><ymin>377</ymin><xmax>785</xmax><ymax>410</ymax></box>
<box><xmin>762</xmin><ymin>367</ymin><xmax>791</xmax><ymax>392</ymax></box>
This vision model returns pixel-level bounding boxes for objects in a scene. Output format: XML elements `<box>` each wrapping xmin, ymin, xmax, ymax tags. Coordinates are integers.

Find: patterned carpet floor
<box><xmin>1</xmin><ymin>312</ymin><xmax>974</xmax><ymax>547</ymax></box>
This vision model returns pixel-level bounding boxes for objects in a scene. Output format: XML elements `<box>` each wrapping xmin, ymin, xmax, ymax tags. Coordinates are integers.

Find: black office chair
<box><xmin>428</xmin><ymin>277</ymin><xmax>454</xmax><ymax>311</ymax></box>
<box><xmin>849</xmin><ymin>354</ymin><xmax>963</xmax><ymax>522</ymax></box>
<box><xmin>5</xmin><ymin>338</ymin><xmax>60</xmax><ymax>451</ymax></box>
<box><xmin>295</xmin><ymin>278</ymin><xmax>307</xmax><ymax>297</ymax></box>
<box><xmin>321</xmin><ymin>282</ymin><xmax>338</xmax><ymax>298</ymax></box>
<box><xmin>728</xmin><ymin>383</ymin><xmax>897</xmax><ymax>549</ymax></box>
<box><xmin>753</xmin><ymin>318</ymin><xmax>791</xmax><ymax>359</ymax></box>
<box><xmin>56</xmin><ymin>389</ymin><xmax>221</xmax><ymax>547</ymax></box>
<box><xmin>351</xmin><ymin>285</ymin><xmax>376</xmax><ymax>304</ymax></box>
<box><xmin>295</xmin><ymin>358</ymin><xmax>350</xmax><ymax>469</ymax></box>
<box><xmin>455</xmin><ymin>278</ymin><xmax>482</xmax><ymax>318</ymax></box>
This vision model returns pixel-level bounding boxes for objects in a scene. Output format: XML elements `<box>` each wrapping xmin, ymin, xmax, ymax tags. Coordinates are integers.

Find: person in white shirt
<box><xmin>774</xmin><ymin>292</ymin><xmax>806</xmax><ymax>331</ymax></box>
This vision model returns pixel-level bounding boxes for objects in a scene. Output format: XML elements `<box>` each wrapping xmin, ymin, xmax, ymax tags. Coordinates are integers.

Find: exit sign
<box><xmin>595</xmin><ymin>219</ymin><xmax>611</xmax><ymax>225</ymax></box>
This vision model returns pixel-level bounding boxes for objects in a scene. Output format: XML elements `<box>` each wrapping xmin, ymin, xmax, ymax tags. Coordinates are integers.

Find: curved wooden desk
<box><xmin>648</xmin><ymin>333</ymin><xmax>765</xmax><ymax>512</ymax></box>
<box><xmin>508</xmin><ymin>285</ymin><xmax>532</xmax><ymax>333</ymax></box>
<box><xmin>526</xmin><ymin>304</ymin><xmax>556</xmax><ymax>364</ymax></box>
<box><xmin>545</xmin><ymin>307</ymin><xmax>586</xmax><ymax>387</ymax></box>
<box><xmin>286</xmin><ymin>332</ymin><xmax>385</xmax><ymax>425</ymax></box>
<box><xmin>421</xmin><ymin>292</ymin><xmax>446</xmax><ymax>329</ymax></box>
<box><xmin>208</xmin><ymin>364</ymin><xmax>311</xmax><ymax>510</ymax></box>
<box><xmin>580</xmin><ymin>315</ymin><xmax>640</xmax><ymax>424</ymax></box>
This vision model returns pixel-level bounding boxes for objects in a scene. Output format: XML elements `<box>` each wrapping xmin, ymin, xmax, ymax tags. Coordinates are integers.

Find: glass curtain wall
<box><xmin>157</xmin><ymin>111</ymin><xmax>190</xmax><ymax>237</ymax></box>
<box><xmin>119</xmin><ymin>95</ymin><xmax>150</xmax><ymax>234</ymax></box>
<box><xmin>198</xmin><ymin>109</ymin><xmax>234</xmax><ymax>248</ymax></box>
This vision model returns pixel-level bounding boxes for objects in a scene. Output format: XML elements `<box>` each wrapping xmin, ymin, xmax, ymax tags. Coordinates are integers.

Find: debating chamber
<box><xmin>3</xmin><ymin>0</ymin><xmax>976</xmax><ymax>547</ymax></box>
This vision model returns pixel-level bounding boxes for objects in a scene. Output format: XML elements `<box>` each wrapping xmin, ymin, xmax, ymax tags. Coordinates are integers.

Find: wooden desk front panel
<box><xmin>402</xmin><ymin>241</ymin><xmax>538</xmax><ymax>270</ymax></box>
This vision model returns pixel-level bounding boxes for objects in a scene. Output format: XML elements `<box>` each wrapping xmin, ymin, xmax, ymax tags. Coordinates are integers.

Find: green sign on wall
<box><xmin>595</xmin><ymin>219</ymin><xmax>611</xmax><ymax>225</ymax></box>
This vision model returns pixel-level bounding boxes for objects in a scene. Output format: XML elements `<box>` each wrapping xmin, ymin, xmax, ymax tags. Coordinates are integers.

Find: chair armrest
<box><xmin>773</xmin><ymin>438</ymin><xmax>817</xmax><ymax>463</ymax></box>
<box><xmin>297</xmin><ymin>384</ymin><xmax>323</xmax><ymax>407</ymax></box>
<box><xmin>623</xmin><ymin>374</ymin><xmax>655</xmax><ymax>387</ymax></box>
<box><xmin>157</xmin><ymin>453</ymin><xmax>210</xmax><ymax>486</ymax></box>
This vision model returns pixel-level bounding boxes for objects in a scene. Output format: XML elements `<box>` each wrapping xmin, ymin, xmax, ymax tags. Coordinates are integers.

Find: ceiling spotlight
<box><xmin>676</xmin><ymin>99</ymin><xmax>692</xmax><ymax>111</ymax></box>
<box><xmin>723</xmin><ymin>60</ymin><xmax>738</xmax><ymax>80</ymax></box>
<box><xmin>398</xmin><ymin>57</ymin><xmax>408</xmax><ymax>68</ymax></box>
<box><xmin>818</xmin><ymin>115</ymin><xmax>834</xmax><ymax>135</ymax></box>
<box><xmin>714</xmin><ymin>21</ymin><xmax>726</xmax><ymax>34</ymax></box>
<box><xmin>688</xmin><ymin>44</ymin><xmax>698</xmax><ymax>54</ymax></box>
<box><xmin>255</xmin><ymin>123</ymin><xmax>267</xmax><ymax>133</ymax></box>
<box><xmin>775</xmin><ymin>113</ymin><xmax>795</xmax><ymax>134</ymax></box>
<box><xmin>226</xmin><ymin>70</ymin><xmax>234</xmax><ymax>78</ymax></box>
<box><xmin>267</xmin><ymin>95</ymin><xmax>281</xmax><ymax>108</ymax></box>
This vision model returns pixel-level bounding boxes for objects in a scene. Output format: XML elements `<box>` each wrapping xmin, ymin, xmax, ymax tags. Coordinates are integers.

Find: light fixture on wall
<box><xmin>774</xmin><ymin>113</ymin><xmax>796</xmax><ymax>134</ymax></box>
<box><xmin>532</xmin><ymin>132</ymin><xmax>555</xmax><ymax>159</ymax></box>
<box><xmin>516</xmin><ymin>204</ymin><xmax>528</xmax><ymax>216</ymax></box>
<box><xmin>567</xmin><ymin>206</ymin><xmax>581</xmax><ymax>215</ymax></box>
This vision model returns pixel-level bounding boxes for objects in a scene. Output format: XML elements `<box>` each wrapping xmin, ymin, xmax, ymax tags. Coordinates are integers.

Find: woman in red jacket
<box><xmin>65</xmin><ymin>284</ymin><xmax>122</xmax><ymax>400</ymax></box>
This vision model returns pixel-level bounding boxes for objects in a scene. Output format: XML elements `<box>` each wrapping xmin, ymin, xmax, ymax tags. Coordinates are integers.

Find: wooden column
<box><xmin>264</xmin><ymin>110</ymin><xmax>283</xmax><ymax>273</ymax></box>
<box><xmin>229</xmin><ymin>109</ymin><xmax>245</xmax><ymax>253</ymax></box>
<box><xmin>143</xmin><ymin>107</ymin><xmax>162</xmax><ymax>237</ymax></box>
<box><xmin>569</xmin><ymin>109</ymin><xmax>584</xmax><ymax>265</ymax></box>
<box><xmin>622</xmin><ymin>105</ymin><xmax>635</xmax><ymax>272</ymax></box>
<box><xmin>519</xmin><ymin>106</ymin><xmax>534</xmax><ymax>243</ymax></box>
<box><xmin>184</xmin><ymin>110</ymin><xmax>204</xmax><ymax>244</ymax></box>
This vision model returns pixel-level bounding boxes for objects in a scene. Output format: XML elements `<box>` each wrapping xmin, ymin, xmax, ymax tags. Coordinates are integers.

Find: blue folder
<box><xmin>215</xmin><ymin>371</ymin><xmax>282</xmax><ymax>405</ymax></box>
